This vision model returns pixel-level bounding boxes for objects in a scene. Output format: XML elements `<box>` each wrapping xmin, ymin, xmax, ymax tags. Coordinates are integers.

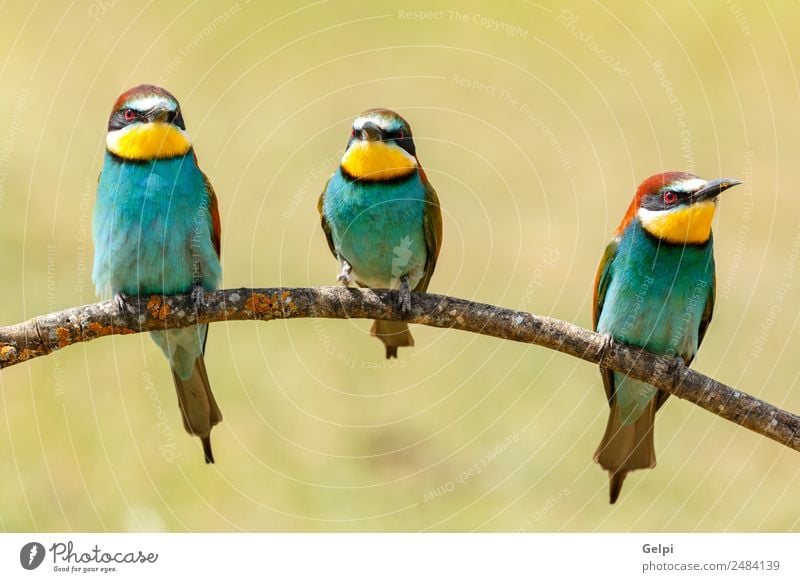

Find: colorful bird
<box><xmin>593</xmin><ymin>172</ymin><xmax>740</xmax><ymax>503</ymax></box>
<box><xmin>92</xmin><ymin>85</ymin><xmax>223</xmax><ymax>463</ymax></box>
<box><xmin>318</xmin><ymin>109</ymin><xmax>442</xmax><ymax>357</ymax></box>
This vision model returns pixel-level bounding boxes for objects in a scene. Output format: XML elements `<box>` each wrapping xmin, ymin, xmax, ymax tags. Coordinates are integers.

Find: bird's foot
<box><xmin>113</xmin><ymin>292</ymin><xmax>130</xmax><ymax>313</ymax></box>
<box><xmin>669</xmin><ymin>355</ymin><xmax>688</xmax><ymax>396</ymax></box>
<box><xmin>190</xmin><ymin>284</ymin><xmax>206</xmax><ymax>308</ymax></box>
<box><xmin>398</xmin><ymin>275</ymin><xmax>412</xmax><ymax>318</ymax></box>
<box><xmin>337</xmin><ymin>260</ymin><xmax>353</xmax><ymax>287</ymax></box>
<box><xmin>597</xmin><ymin>333</ymin><xmax>614</xmax><ymax>368</ymax></box>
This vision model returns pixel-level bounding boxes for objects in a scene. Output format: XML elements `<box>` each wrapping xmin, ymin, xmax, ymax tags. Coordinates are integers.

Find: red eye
<box><xmin>123</xmin><ymin>109</ymin><xmax>136</xmax><ymax>121</ymax></box>
<box><xmin>351</xmin><ymin>128</ymin><xmax>357</xmax><ymax>137</ymax></box>
<box><xmin>397</xmin><ymin>130</ymin><xmax>405</xmax><ymax>139</ymax></box>
<box><xmin>663</xmin><ymin>190</ymin><xmax>678</xmax><ymax>204</ymax></box>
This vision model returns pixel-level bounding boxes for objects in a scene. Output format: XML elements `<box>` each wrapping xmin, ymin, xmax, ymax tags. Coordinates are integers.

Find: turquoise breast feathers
<box><xmin>92</xmin><ymin>151</ymin><xmax>221</xmax><ymax>298</ymax></box>
<box><xmin>598</xmin><ymin>219</ymin><xmax>714</xmax><ymax>423</ymax></box>
<box><xmin>322</xmin><ymin>169</ymin><xmax>428</xmax><ymax>290</ymax></box>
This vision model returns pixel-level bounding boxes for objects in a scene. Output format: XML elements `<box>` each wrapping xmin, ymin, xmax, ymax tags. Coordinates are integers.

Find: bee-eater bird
<box><xmin>318</xmin><ymin>109</ymin><xmax>442</xmax><ymax>358</ymax></box>
<box><xmin>92</xmin><ymin>85</ymin><xmax>223</xmax><ymax>463</ymax></box>
<box><xmin>593</xmin><ymin>172</ymin><xmax>740</xmax><ymax>503</ymax></box>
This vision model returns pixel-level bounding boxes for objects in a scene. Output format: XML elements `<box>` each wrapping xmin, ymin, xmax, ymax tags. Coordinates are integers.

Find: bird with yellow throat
<box><xmin>593</xmin><ymin>172</ymin><xmax>740</xmax><ymax>502</ymax></box>
<box><xmin>92</xmin><ymin>85</ymin><xmax>223</xmax><ymax>463</ymax></box>
<box><xmin>318</xmin><ymin>109</ymin><xmax>442</xmax><ymax>357</ymax></box>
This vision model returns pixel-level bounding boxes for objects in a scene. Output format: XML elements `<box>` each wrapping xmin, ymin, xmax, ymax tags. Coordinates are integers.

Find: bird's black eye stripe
<box><xmin>172</xmin><ymin>109</ymin><xmax>186</xmax><ymax>130</ymax></box>
<box><xmin>108</xmin><ymin>109</ymin><xmax>132</xmax><ymax>131</ymax></box>
<box><xmin>107</xmin><ymin>107</ymin><xmax>185</xmax><ymax>131</ymax></box>
<box><xmin>388</xmin><ymin>128</ymin><xmax>407</xmax><ymax>141</ymax></box>
<box><xmin>639</xmin><ymin>188</ymin><xmax>690</xmax><ymax>211</ymax></box>
<box><xmin>390</xmin><ymin>127</ymin><xmax>415</xmax><ymax>156</ymax></box>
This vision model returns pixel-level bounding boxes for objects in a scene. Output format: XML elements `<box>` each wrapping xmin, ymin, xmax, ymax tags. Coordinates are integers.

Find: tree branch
<box><xmin>1</xmin><ymin>286</ymin><xmax>797</xmax><ymax>452</ymax></box>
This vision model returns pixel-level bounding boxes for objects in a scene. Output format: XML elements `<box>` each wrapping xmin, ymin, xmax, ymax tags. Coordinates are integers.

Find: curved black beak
<box><xmin>359</xmin><ymin>120</ymin><xmax>382</xmax><ymax>141</ymax></box>
<box><xmin>692</xmin><ymin>178</ymin><xmax>741</xmax><ymax>203</ymax></box>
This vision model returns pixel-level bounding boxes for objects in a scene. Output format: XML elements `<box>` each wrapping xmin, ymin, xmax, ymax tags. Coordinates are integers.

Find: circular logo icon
<box><xmin>19</xmin><ymin>542</ymin><xmax>45</xmax><ymax>570</ymax></box>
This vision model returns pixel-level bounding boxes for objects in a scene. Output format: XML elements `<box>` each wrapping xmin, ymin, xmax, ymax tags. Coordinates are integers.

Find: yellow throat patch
<box><xmin>107</xmin><ymin>123</ymin><xmax>191</xmax><ymax>161</ymax></box>
<box><xmin>638</xmin><ymin>201</ymin><xmax>716</xmax><ymax>244</ymax></box>
<box><xmin>340</xmin><ymin>140</ymin><xmax>417</xmax><ymax>181</ymax></box>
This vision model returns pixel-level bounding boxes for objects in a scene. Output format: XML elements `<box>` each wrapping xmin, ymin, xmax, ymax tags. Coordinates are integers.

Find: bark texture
<box><xmin>0</xmin><ymin>287</ymin><xmax>797</xmax><ymax>452</ymax></box>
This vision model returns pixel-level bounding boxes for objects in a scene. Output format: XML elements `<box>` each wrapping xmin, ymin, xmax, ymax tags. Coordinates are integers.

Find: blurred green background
<box><xmin>1</xmin><ymin>0</ymin><xmax>799</xmax><ymax>532</ymax></box>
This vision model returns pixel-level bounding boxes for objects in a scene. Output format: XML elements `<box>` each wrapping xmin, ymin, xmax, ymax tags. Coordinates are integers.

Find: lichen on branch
<box><xmin>0</xmin><ymin>286</ymin><xmax>797</xmax><ymax>453</ymax></box>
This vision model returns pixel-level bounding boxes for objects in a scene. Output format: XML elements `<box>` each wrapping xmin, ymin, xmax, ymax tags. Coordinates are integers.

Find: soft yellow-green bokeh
<box><xmin>0</xmin><ymin>0</ymin><xmax>799</xmax><ymax>531</ymax></box>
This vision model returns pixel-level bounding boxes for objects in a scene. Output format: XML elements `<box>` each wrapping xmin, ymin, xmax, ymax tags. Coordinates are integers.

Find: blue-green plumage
<box><xmin>93</xmin><ymin>151</ymin><xmax>221</xmax><ymax>380</ymax></box>
<box><xmin>597</xmin><ymin>219</ymin><xmax>714</xmax><ymax>424</ymax></box>
<box><xmin>321</xmin><ymin>169</ymin><xmax>429</xmax><ymax>290</ymax></box>
<box><xmin>93</xmin><ymin>151</ymin><xmax>221</xmax><ymax>298</ymax></box>
<box><xmin>318</xmin><ymin>108</ymin><xmax>442</xmax><ymax>358</ymax></box>
<box><xmin>92</xmin><ymin>83</ymin><xmax>224</xmax><ymax>463</ymax></box>
<box><xmin>592</xmin><ymin>171</ymin><xmax>738</xmax><ymax>503</ymax></box>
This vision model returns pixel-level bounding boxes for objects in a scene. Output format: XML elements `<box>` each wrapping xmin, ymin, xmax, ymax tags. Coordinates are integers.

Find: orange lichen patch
<box><xmin>281</xmin><ymin>290</ymin><xmax>297</xmax><ymax>314</ymax></box>
<box><xmin>147</xmin><ymin>295</ymin><xmax>171</xmax><ymax>320</ymax></box>
<box><xmin>0</xmin><ymin>345</ymin><xmax>17</xmax><ymax>360</ymax></box>
<box><xmin>18</xmin><ymin>348</ymin><xmax>36</xmax><ymax>361</ymax></box>
<box><xmin>243</xmin><ymin>290</ymin><xmax>298</xmax><ymax>319</ymax></box>
<box><xmin>86</xmin><ymin>322</ymin><xmax>117</xmax><ymax>338</ymax></box>
<box><xmin>244</xmin><ymin>291</ymin><xmax>297</xmax><ymax>316</ymax></box>
<box><xmin>55</xmin><ymin>327</ymin><xmax>71</xmax><ymax>348</ymax></box>
<box><xmin>244</xmin><ymin>292</ymin><xmax>276</xmax><ymax>315</ymax></box>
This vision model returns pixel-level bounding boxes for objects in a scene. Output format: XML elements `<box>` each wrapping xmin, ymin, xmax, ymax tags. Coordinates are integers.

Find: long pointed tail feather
<box><xmin>370</xmin><ymin>320</ymin><xmax>414</xmax><ymax>359</ymax></box>
<box><xmin>594</xmin><ymin>398</ymin><xmax>657</xmax><ymax>503</ymax></box>
<box><xmin>171</xmin><ymin>354</ymin><xmax>222</xmax><ymax>463</ymax></box>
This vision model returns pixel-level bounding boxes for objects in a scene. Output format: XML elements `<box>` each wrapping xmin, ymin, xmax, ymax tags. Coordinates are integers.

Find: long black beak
<box><xmin>359</xmin><ymin>120</ymin><xmax>382</xmax><ymax>141</ymax></box>
<box><xmin>693</xmin><ymin>178</ymin><xmax>741</xmax><ymax>202</ymax></box>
